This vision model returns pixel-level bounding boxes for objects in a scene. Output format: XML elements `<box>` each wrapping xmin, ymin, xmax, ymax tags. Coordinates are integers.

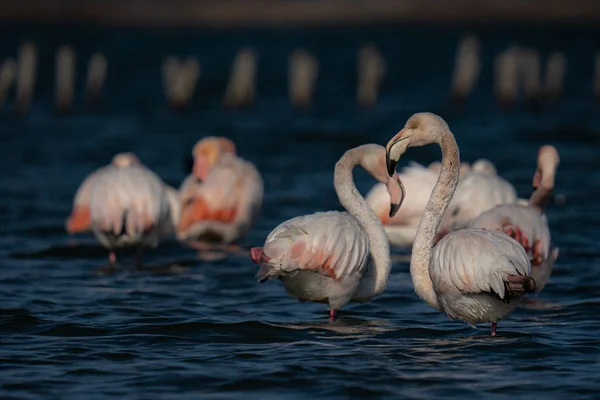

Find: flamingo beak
<box><xmin>385</xmin><ymin>129</ymin><xmax>409</xmax><ymax>177</ymax></box>
<box><xmin>386</xmin><ymin>172</ymin><xmax>405</xmax><ymax>218</ymax></box>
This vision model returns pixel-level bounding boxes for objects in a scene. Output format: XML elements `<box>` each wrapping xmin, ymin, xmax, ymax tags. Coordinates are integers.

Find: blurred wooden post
<box><xmin>162</xmin><ymin>56</ymin><xmax>200</xmax><ymax>109</ymax></box>
<box><xmin>55</xmin><ymin>44</ymin><xmax>76</xmax><ymax>113</ymax></box>
<box><xmin>449</xmin><ymin>35</ymin><xmax>481</xmax><ymax>104</ymax></box>
<box><xmin>14</xmin><ymin>42</ymin><xmax>38</xmax><ymax>115</ymax></box>
<box><xmin>85</xmin><ymin>53</ymin><xmax>107</xmax><ymax>106</ymax></box>
<box><xmin>289</xmin><ymin>49</ymin><xmax>318</xmax><ymax>109</ymax></box>
<box><xmin>544</xmin><ymin>52</ymin><xmax>566</xmax><ymax>102</ymax></box>
<box><xmin>0</xmin><ymin>59</ymin><xmax>16</xmax><ymax>109</ymax></box>
<box><xmin>519</xmin><ymin>48</ymin><xmax>541</xmax><ymax>108</ymax></box>
<box><xmin>494</xmin><ymin>46</ymin><xmax>519</xmax><ymax>108</ymax></box>
<box><xmin>223</xmin><ymin>48</ymin><xmax>257</xmax><ymax>107</ymax></box>
<box><xmin>594</xmin><ymin>53</ymin><xmax>600</xmax><ymax>102</ymax></box>
<box><xmin>357</xmin><ymin>44</ymin><xmax>386</xmax><ymax>108</ymax></box>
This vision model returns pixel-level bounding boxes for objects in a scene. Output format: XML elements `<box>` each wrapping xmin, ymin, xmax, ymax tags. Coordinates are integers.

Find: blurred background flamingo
<box><xmin>177</xmin><ymin>136</ymin><xmax>263</xmax><ymax>247</ymax></box>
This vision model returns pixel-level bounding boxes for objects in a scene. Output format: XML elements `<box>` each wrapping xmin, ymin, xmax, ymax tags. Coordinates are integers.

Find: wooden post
<box><xmin>0</xmin><ymin>59</ymin><xmax>16</xmax><ymax>109</ymax></box>
<box><xmin>14</xmin><ymin>42</ymin><xmax>38</xmax><ymax>115</ymax></box>
<box><xmin>357</xmin><ymin>44</ymin><xmax>386</xmax><ymax>108</ymax></box>
<box><xmin>223</xmin><ymin>48</ymin><xmax>257</xmax><ymax>107</ymax></box>
<box><xmin>289</xmin><ymin>49</ymin><xmax>318</xmax><ymax>109</ymax></box>
<box><xmin>162</xmin><ymin>56</ymin><xmax>200</xmax><ymax>109</ymax></box>
<box><xmin>519</xmin><ymin>48</ymin><xmax>541</xmax><ymax>108</ymax></box>
<box><xmin>449</xmin><ymin>35</ymin><xmax>481</xmax><ymax>103</ymax></box>
<box><xmin>85</xmin><ymin>53</ymin><xmax>107</xmax><ymax>106</ymax></box>
<box><xmin>544</xmin><ymin>52</ymin><xmax>566</xmax><ymax>102</ymax></box>
<box><xmin>494</xmin><ymin>46</ymin><xmax>519</xmax><ymax>108</ymax></box>
<box><xmin>55</xmin><ymin>44</ymin><xmax>76</xmax><ymax>113</ymax></box>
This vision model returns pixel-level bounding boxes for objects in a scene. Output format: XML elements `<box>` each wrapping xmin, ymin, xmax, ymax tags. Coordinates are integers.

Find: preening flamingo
<box><xmin>89</xmin><ymin>160</ymin><xmax>175</xmax><ymax>268</ymax></box>
<box><xmin>385</xmin><ymin>112</ymin><xmax>535</xmax><ymax>336</ymax></box>
<box><xmin>177</xmin><ymin>137</ymin><xmax>263</xmax><ymax>244</ymax></box>
<box><xmin>470</xmin><ymin>145</ymin><xmax>560</xmax><ymax>294</ymax></box>
<box><xmin>250</xmin><ymin>144</ymin><xmax>405</xmax><ymax>319</ymax></box>
<box><xmin>66</xmin><ymin>152</ymin><xmax>141</xmax><ymax>234</ymax></box>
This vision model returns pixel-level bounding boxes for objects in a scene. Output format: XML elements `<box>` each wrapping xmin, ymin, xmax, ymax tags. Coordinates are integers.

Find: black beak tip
<box><xmin>386</xmin><ymin>158</ymin><xmax>397</xmax><ymax>177</ymax></box>
<box><xmin>389</xmin><ymin>202</ymin><xmax>400</xmax><ymax>218</ymax></box>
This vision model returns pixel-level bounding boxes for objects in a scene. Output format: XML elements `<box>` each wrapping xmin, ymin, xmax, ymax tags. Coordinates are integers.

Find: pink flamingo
<box><xmin>250</xmin><ymin>144</ymin><xmax>405</xmax><ymax>320</ymax></box>
<box><xmin>66</xmin><ymin>152</ymin><xmax>141</xmax><ymax>234</ymax></box>
<box><xmin>385</xmin><ymin>112</ymin><xmax>535</xmax><ymax>336</ymax></box>
<box><xmin>470</xmin><ymin>145</ymin><xmax>560</xmax><ymax>294</ymax></box>
<box><xmin>177</xmin><ymin>137</ymin><xmax>263</xmax><ymax>245</ymax></box>
<box><xmin>89</xmin><ymin>158</ymin><xmax>175</xmax><ymax>268</ymax></box>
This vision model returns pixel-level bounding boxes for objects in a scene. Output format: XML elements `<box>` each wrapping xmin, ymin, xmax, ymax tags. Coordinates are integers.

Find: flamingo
<box><xmin>250</xmin><ymin>144</ymin><xmax>405</xmax><ymax>319</ymax></box>
<box><xmin>177</xmin><ymin>137</ymin><xmax>263</xmax><ymax>245</ymax></box>
<box><xmin>89</xmin><ymin>160</ymin><xmax>175</xmax><ymax>268</ymax></box>
<box><xmin>385</xmin><ymin>112</ymin><xmax>535</xmax><ymax>336</ymax></box>
<box><xmin>66</xmin><ymin>152</ymin><xmax>141</xmax><ymax>234</ymax></box>
<box><xmin>469</xmin><ymin>145</ymin><xmax>560</xmax><ymax>294</ymax></box>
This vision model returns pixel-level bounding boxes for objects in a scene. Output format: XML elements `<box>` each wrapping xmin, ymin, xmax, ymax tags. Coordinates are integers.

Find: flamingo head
<box><xmin>386</xmin><ymin>112</ymin><xmax>449</xmax><ymax>176</ymax></box>
<box><xmin>471</xmin><ymin>159</ymin><xmax>497</xmax><ymax>175</ymax></box>
<box><xmin>111</xmin><ymin>152</ymin><xmax>141</xmax><ymax>168</ymax></box>
<box><xmin>192</xmin><ymin>137</ymin><xmax>237</xmax><ymax>180</ymax></box>
<box><xmin>533</xmin><ymin>145</ymin><xmax>560</xmax><ymax>190</ymax></box>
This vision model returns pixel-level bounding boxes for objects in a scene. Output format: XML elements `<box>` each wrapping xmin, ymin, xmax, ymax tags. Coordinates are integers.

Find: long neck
<box><xmin>334</xmin><ymin>148</ymin><xmax>391</xmax><ymax>301</ymax></box>
<box><xmin>528</xmin><ymin>171</ymin><xmax>554</xmax><ymax>212</ymax></box>
<box><xmin>411</xmin><ymin>132</ymin><xmax>461</xmax><ymax>311</ymax></box>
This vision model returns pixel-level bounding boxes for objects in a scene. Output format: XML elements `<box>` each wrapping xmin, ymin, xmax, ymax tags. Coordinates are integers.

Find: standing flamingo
<box><xmin>177</xmin><ymin>137</ymin><xmax>263</xmax><ymax>244</ymax></box>
<box><xmin>250</xmin><ymin>144</ymin><xmax>405</xmax><ymax>319</ymax></box>
<box><xmin>66</xmin><ymin>152</ymin><xmax>141</xmax><ymax>234</ymax></box>
<box><xmin>470</xmin><ymin>145</ymin><xmax>560</xmax><ymax>294</ymax></box>
<box><xmin>366</xmin><ymin>161</ymin><xmax>470</xmax><ymax>247</ymax></box>
<box><xmin>385</xmin><ymin>112</ymin><xmax>535</xmax><ymax>336</ymax></box>
<box><xmin>89</xmin><ymin>160</ymin><xmax>174</xmax><ymax>268</ymax></box>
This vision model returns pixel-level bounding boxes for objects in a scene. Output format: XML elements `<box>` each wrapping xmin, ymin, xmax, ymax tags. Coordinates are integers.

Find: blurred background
<box><xmin>2</xmin><ymin>1</ymin><xmax>600</xmax><ymax>399</ymax></box>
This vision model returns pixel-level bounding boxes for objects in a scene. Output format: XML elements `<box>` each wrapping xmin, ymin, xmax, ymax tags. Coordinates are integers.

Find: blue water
<box><xmin>1</xmin><ymin>23</ymin><xmax>600</xmax><ymax>399</ymax></box>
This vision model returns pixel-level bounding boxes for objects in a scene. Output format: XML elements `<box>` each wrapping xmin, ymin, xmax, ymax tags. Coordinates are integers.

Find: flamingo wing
<box><xmin>90</xmin><ymin>166</ymin><xmax>170</xmax><ymax>241</ymax></box>
<box><xmin>183</xmin><ymin>154</ymin><xmax>262</xmax><ymax>224</ymax></box>
<box><xmin>256</xmin><ymin>211</ymin><xmax>370</xmax><ymax>282</ymax></box>
<box><xmin>469</xmin><ymin>204</ymin><xmax>551</xmax><ymax>261</ymax></box>
<box><xmin>431</xmin><ymin>228</ymin><xmax>531</xmax><ymax>302</ymax></box>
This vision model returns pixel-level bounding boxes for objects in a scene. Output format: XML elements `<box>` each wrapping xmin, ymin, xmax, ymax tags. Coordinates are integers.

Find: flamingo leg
<box><xmin>491</xmin><ymin>322</ymin><xmax>497</xmax><ymax>336</ymax></box>
<box><xmin>329</xmin><ymin>309</ymin><xmax>337</xmax><ymax>321</ymax></box>
<box><xmin>109</xmin><ymin>251</ymin><xmax>116</xmax><ymax>266</ymax></box>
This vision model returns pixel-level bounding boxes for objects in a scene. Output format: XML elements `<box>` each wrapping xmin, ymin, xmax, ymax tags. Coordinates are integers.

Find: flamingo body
<box><xmin>470</xmin><ymin>204</ymin><xmax>558</xmax><ymax>293</ymax></box>
<box><xmin>431</xmin><ymin>228</ymin><xmax>533</xmax><ymax>326</ymax></box>
<box><xmin>90</xmin><ymin>165</ymin><xmax>172</xmax><ymax>255</ymax></box>
<box><xmin>66</xmin><ymin>166</ymin><xmax>110</xmax><ymax>233</ymax></box>
<box><xmin>178</xmin><ymin>153</ymin><xmax>263</xmax><ymax>243</ymax></box>
<box><xmin>445</xmin><ymin>170</ymin><xmax>518</xmax><ymax>230</ymax></box>
<box><xmin>254</xmin><ymin>211</ymin><xmax>370</xmax><ymax>309</ymax></box>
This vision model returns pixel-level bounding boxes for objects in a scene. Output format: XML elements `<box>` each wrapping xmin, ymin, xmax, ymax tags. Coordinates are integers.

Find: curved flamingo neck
<box><xmin>334</xmin><ymin>146</ymin><xmax>391</xmax><ymax>301</ymax></box>
<box><xmin>528</xmin><ymin>168</ymin><xmax>555</xmax><ymax>212</ymax></box>
<box><xmin>411</xmin><ymin>131</ymin><xmax>460</xmax><ymax>311</ymax></box>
